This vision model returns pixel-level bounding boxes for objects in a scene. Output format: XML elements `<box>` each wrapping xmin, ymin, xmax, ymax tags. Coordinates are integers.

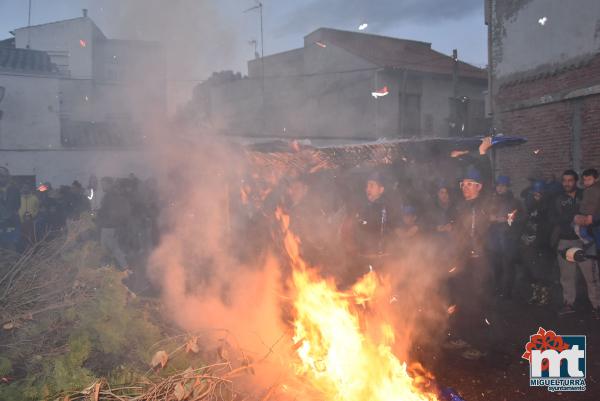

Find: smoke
<box><xmin>88</xmin><ymin>0</ymin><xmax>247</xmax><ymax>114</ymax></box>
<box><xmin>83</xmin><ymin>0</ymin><xmax>461</xmax><ymax>389</ymax></box>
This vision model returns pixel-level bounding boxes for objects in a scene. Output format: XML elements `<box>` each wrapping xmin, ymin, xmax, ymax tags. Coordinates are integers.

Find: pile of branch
<box><xmin>60</xmin><ymin>363</ymin><xmax>240</xmax><ymax>401</ymax></box>
<box><xmin>0</xmin><ymin>220</ymin><xmax>94</xmax><ymax>329</ymax></box>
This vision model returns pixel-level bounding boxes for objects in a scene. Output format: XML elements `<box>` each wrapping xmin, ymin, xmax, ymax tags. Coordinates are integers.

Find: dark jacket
<box><xmin>352</xmin><ymin>196</ymin><xmax>395</xmax><ymax>255</ymax></box>
<box><xmin>429</xmin><ymin>199</ymin><xmax>457</xmax><ymax>228</ymax></box>
<box><xmin>97</xmin><ymin>190</ymin><xmax>131</xmax><ymax>229</ymax></box>
<box><xmin>552</xmin><ymin>189</ymin><xmax>583</xmax><ymax>242</ymax></box>
<box><xmin>488</xmin><ymin>191</ymin><xmax>523</xmax><ymax>250</ymax></box>
<box><xmin>521</xmin><ymin>197</ymin><xmax>552</xmax><ymax>249</ymax></box>
<box><xmin>454</xmin><ymin>195</ymin><xmax>491</xmax><ymax>257</ymax></box>
<box><xmin>580</xmin><ymin>180</ymin><xmax>600</xmax><ymax>217</ymax></box>
<box><xmin>0</xmin><ymin>183</ymin><xmax>21</xmax><ymax>222</ymax></box>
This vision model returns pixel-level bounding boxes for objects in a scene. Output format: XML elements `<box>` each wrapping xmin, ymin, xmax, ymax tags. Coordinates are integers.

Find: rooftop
<box><xmin>306</xmin><ymin>28</ymin><xmax>486</xmax><ymax>80</ymax></box>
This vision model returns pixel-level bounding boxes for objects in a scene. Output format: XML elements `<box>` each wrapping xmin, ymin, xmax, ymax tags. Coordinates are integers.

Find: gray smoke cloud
<box><xmin>276</xmin><ymin>0</ymin><xmax>482</xmax><ymax>34</ymax></box>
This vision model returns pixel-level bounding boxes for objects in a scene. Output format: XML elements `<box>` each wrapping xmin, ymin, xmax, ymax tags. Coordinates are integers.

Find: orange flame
<box><xmin>275</xmin><ymin>208</ymin><xmax>438</xmax><ymax>401</ymax></box>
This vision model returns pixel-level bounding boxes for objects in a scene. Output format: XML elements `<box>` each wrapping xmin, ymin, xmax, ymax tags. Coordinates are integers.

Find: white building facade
<box><xmin>0</xmin><ymin>12</ymin><xmax>165</xmax><ymax>186</ymax></box>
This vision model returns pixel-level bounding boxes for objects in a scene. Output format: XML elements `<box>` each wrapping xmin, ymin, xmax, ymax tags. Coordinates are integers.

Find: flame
<box><xmin>276</xmin><ymin>208</ymin><xmax>438</xmax><ymax>401</ymax></box>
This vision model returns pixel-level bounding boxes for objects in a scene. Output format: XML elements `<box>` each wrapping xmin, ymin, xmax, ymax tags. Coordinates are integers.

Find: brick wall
<box><xmin>494</xmin><ymin>102</ymin><xmax>573</xmax><ymax>191</ymax></box>
<box><xmin>493</xmin><ymin>55</ymin><xmax>600</xmax><ymax>192</ymax></box>
<box><xmin>497</xmin><ymin>54</ymin><xmax>600</xmax><ymax>105</ymax></box>
<box><xmin>581</xmin><ymin>95</ymin><xmax>600</xmax><ymax>169</ymax></box>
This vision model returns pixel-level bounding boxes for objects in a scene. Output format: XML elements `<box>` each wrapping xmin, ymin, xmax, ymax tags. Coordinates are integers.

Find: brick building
<box><xmin>486</xmin><ymin>0</ymin><xmax>600</xmax><ymax>190</ymax></box>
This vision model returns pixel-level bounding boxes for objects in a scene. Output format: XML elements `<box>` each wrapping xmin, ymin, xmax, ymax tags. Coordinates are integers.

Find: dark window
<box><xmin>448</xmin><ymin>97</ymin><xmax>489</xmax><ymax>137</ymax></box>
<box><xmin>399</xmin><ymin>93</ymin><xmax>421</xmax><ymax>137</ymax></box>
<box><xmin>423</xmin><ymin>114</ymin><xmax>434</xmax><ymax>136</ymax></box>
<box><xmin>468</xmin><ymin>99</ymin><xmax>489</xmax><ymax>136</ymax></box>
<box><xmin>60</xmin><ymin>118</ymin><xmax>141</xmax><ymax>148</ymax></box>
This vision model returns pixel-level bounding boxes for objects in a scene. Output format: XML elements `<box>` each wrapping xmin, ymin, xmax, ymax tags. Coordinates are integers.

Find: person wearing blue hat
<box><xmin>430</xmin><ymin>178</ymin><xmax>457</xmax><ymax>226</ymax></box>
<box><xmin>444</xmin><ymin>164</ymin><xmax>497</xmax><ymax>359</ymax></box>
<box><xmin>520</xmin><ymin>180</ymin><xmax>553</xmax><ymax>306</ymax></box>
<box><xmin>396</xmin><ymin>204</ymin><xmax>421</xmax><ymax>242</ymax></box>
<box><xmin>488</xmin><ymin>175</ymin><xmax>523</xmax><ymax>299</ymax></box>
<box><xmin>344</xmin><ymin>171</ymin><xmax>395</xmax><ymax>285</ymax></box>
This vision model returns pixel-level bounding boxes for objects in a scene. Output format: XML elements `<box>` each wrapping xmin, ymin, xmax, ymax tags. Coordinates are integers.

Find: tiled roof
<box><xmin>0</xmin><ymin>47</ymin><xmax>58</xmax><ymax>74</ymax></box>
<box><xmin>0</xmin><ymin>37</ymin><xmax>15</xmax><ymax>48</ymax></box>
<box><xmin>307</xmin><ymin>28</ymin><xmax>487</xmax><ymax>80</ymax></box>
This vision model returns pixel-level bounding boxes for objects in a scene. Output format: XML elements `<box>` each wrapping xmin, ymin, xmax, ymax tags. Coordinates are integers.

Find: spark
<box><xmin>315</xmin><ymin>41</ymin><xmax>327</xmax><ymax>48</ymax></box>
<box><xmin>507</xmin><ymin>209</ymin><xmax>517</xmax><ymax>226</ymax></box>
<box><xmin>85</xmin><ymin>96</ymin><xmax>89</xmax><ymax>101</ymax></box>
<box><xmin>448</xmin><ymin>266</ymin><xmax>457</xmax><ymax>273</ymax></box>
<box><xmin>389</xmin><ymin>295</ymin><xmax>398</xmax><ymax>304</ymax></box>
<box><xmin>87</xmin><ymin>188</ymin><xmax>94</xmax><ymax>200</ymax></box>
<box><xmin>485</xmin><ymin>318</ymin><xmax>491</xmax><ymax>326</ymax></box>
<box><xmin>371</xmin><ymin>86</ymin><xmax>389</xmax><ymax>98</ymax></box>
<box><xmin>538</xmin><ymin>16</ymin><xmax>547</xmax><ymax>26</ymax></box>
<box><xmin>447</xmin><ymin>305</ymin><xmax>457</xmax><ymax>315</ymax></box>
<box><xmin>79</xmin><ymin>39</ymin><xmax>87</xmax><ymax>47</ymax></box>
<box><xmin>368</xmin><ymin>264</ymin><xmax>373</xmax><ymax>272</ymax></box>
<box><xmin>38</xmin><ymin>184</ymin><xmax>48</xmax><ymax>192</ymax></box>
<box><xmin>533</xmin><ymin>149</ymin><xmax>541</xmax><ymax>155</ymax></box>
<box><xmin>358</xmin><ymin>23</ymin><xmax>368</xmax><ymax>31</ymax></box>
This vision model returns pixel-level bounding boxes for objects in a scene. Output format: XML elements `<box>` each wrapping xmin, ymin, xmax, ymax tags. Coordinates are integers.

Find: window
<box><xmin>448</xmin><ymin>97</ymin><xmax>489</xmax><ymax>136</ymax></box>
<box><xmin>400</xmin><ymin>93</ymin><xmax>421</xmax><ymax>137</ymax></box>
<box><xmin>60</xmin><ymin>118</ymin><xmax>141</xmax><ymax>148</ymax></box>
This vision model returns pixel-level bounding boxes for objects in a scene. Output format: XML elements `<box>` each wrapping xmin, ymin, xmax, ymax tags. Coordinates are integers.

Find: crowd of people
<box><xmin>0</xmin><ymin>167</ymin><xmax>91</xmax><ymax>251</ymax></box>
<box><xmin>271</xmin><ymin>138</ymin><xmax>600</xmax><ymax>358</ymax></box>
<box><xmin>0</xmin><ymin>168</ymin><xmax>160</xmax><ymax>275</ymax></box>
<box><xmin>3</xmin><ymin>137</ymin><xmax>600</xmax><ymax>358</ymax></box>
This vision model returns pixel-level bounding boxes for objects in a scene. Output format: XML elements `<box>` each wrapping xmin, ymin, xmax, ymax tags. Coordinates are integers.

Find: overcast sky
<box><xmin>0</xmin><ymin>0</ymin><xmax>487</xmax><ymax>80</ymax></box>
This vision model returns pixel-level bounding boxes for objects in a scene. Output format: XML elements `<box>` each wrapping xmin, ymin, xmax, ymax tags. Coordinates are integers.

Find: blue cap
<box><xmin>436</xmin><ymin>178</ymin><xmax>449</xmax><ymax>190</ymax></box>
<box><xmin>401</xmin><ymin>205</ymin><xmax>416</xmax><ymax>215</ymax></box>
<box><xmin>367</xmin><ymin>171</ymin><xmax>384</xmax><ymax>185</ymax></box>
<box><xmin>463</xmin><ymin>166</ymin><xmax>482</xmax><ymax>183</ymax></box>
<box><xmin>531</xmin><ymin>180</ymin><xmax>545</xmax><ymax>194</ymax></box>
<box><xmin>496</xmin><ymin>175</ymin><xmax>511</xmax><ymax>186</ymax></box>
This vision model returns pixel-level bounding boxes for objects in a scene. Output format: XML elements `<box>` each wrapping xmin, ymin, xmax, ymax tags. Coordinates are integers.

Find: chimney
<box><xmin>82</xmin><ymin>9</ymin><xmax>88</xmax><ymax>18</ymax></box>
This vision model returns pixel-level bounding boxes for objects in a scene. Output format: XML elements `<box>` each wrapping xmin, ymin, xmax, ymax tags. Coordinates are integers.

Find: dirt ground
<box><xmin>419</xmin><ymin>300</ymin><xmax>600</xmax><ymax>401</ymax></box>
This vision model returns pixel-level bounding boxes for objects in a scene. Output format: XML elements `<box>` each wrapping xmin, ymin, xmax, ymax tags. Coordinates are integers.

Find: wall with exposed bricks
<box><xmin>494</xmin><ymin>89</ymin><xmax>600</xmax><ymax>192</ymax></box>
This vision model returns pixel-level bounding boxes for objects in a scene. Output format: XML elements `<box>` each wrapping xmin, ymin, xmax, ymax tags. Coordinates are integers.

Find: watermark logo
<box><xmin>522</xmin><ymin>327</ymin><xmax>586</xmax><ymax>392</ymax></box>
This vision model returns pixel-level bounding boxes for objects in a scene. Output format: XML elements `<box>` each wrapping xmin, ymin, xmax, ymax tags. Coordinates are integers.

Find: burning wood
<box><xmin>275</xmin><ymin>208</ymin><xmax>439</xmax><ymax>401</ymax></box>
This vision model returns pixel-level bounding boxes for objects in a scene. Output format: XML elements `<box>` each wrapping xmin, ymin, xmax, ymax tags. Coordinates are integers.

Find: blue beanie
<box><xmin>496</xmin><ymin>175</ymin><xmax>511</xmax><ymax>186</ymax></box>
<box><xmin>531</xmin><ymin>180</ymin><xmax>545</xmax><ymax>194</ymax></box>
<box><xmin>463</xmin><ymin>166</ymin><xmax>482</xmax><ymax>183</ymax></box>
<box><xmin>401</xmin><ymin>205</ymin><xmax>416</xmax><ymax>215</ymax></box>
<box><xmin>367</xmin><ymin>171</ymin><xmax>384</xmax><ymax>185</ymax></box>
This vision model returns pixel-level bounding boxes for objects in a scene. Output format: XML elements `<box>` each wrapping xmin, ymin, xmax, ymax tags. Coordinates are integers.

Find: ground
<box><xmin>419</xmin><ymin>301</ymin><xmax>600</xmax><ymax>401</ymax></box>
